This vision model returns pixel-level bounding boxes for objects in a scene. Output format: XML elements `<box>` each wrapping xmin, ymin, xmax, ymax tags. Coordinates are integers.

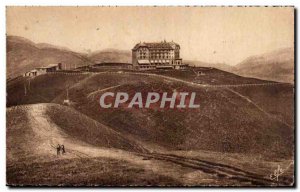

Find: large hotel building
<box><xmin>132</xmin><ymin>40</ymin><xmax>188</xmax><ymax>70</ymax></box>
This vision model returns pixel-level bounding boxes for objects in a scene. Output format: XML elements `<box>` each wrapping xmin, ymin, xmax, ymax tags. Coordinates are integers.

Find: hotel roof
<box><xmin>132</xmin><ymin>41</ymin><xmax>180</xmax><ymax>51</ymax></box>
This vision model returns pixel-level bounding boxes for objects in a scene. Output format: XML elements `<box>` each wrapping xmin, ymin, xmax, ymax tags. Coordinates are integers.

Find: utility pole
<box><xmin>24</xmin><ymin>83</ymin><xmax>27</xmax><ymax>96</ymax></box>
<box><xmin>28</xmin><ymin>79</ymin><xmax>31</xmax><ymax>91</ymax></box>
<box><xmin>66</xmin><ymin>88</ymin><xmax>69</xmax><ymax>100</ymax></box>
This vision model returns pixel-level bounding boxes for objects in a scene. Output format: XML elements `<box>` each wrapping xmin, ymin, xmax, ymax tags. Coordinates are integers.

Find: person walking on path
<box><xmin>56</xmin><ymin>144</ymin><xmax>61</xmax><ymax>156</ymax></box>
<box><xmin>61</xmin><ymin>145</ymin><xmax>66</xmax><ymax>155</ymax></box>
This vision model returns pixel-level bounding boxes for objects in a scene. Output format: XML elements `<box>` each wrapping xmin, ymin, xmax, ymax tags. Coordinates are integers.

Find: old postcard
<box><xmin>6</xmin><ymin>6</ymin><xmax>295</xmax><ymax>187</ymax></box>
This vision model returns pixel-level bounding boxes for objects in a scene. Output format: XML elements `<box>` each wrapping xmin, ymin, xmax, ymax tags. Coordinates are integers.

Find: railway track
<box><xmin>42</xmin><ymin>71</ymin><xmax>290</xmax><ymax>88</ymax></box>
<box><xmin>139</xmin><ymin>153</ymin><xmax>292</xmax><ymax>186</ymax></box>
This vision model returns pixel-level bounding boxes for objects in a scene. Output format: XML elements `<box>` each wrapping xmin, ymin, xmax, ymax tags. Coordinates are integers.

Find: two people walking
<box><xmin>56</xmin><ymin>144</ymin><xmax>66</xmax><ymax>156</ymax></box>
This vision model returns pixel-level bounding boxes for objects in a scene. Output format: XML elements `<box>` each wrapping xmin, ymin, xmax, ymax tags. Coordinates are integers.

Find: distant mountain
<box><xmin>88</xmin><ymin>49</ymin><xmax>131</xmax><ymax>64</ymax></box>
<box><xmin>7</xmin><ymin>36</ymin><xmax>294</xmax><ymax>84</ymax></box>
<box><xmin>234</xmin><ymin>48</ymin><xmax>294</xmax><ymax>83</ymax></box>
<box><xmin>184</xmin><ymin>60</ymin><xmax>235</xmax><ymax>72</ymax></box>
<box><xmin>6</xmin><ymin>36</ymin><xmax>94</xmax><ymax>79</ymax></box>
<box><xmin>35</xmin><ymin>43</ymin><xmax>73</xmax><ymax>52</ymax></box>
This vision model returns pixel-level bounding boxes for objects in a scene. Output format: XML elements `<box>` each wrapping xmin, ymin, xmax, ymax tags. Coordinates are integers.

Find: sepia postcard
<box><xmin>6</xmin><ymin>6</ymin><xmax>295</xmax><ymax>187</ymax></box>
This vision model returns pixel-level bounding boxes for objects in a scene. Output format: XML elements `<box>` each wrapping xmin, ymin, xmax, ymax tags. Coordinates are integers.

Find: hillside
<box><xmin>6</xmin><ymin>36</ymin><xmax>94</xmax><ymax>79</ymax></box>
<box><xmin>46</xmin><ymin>72</ymin><xmax>294</xmax><ymax>159</ymax></box>
<box><xmin>9</xmin><ymin>104</ymin><xmax>292</xmax><ymax>186</ymax></box>
<box><xmin>7</xmin><ymin>73</ymin><xmax>90</xmax><ymax>107</ymax></box>
<box><xmin>6</xmin><ymin>104</ymin><xmax>181</xmax><ymax>186</ymax></box>
<box><xmin>185</xmin><ymin>60</ymin><xmax>235</xmax><ymax>72</ymax></box>
<box><xmin>7</xmin><ymin>103</ymin><xmax>146</xmax><ymax>159</ymax></box>
<box><xmin>7</xmin><ymin>70</ymin><xmax>294</xmax><ymax>159</ymax></box>
<box><xmin>234</xmin><ymin>47</ymin><xmax>294</xmax><ymax>83</ymax></box>
<box><xmin>6</xmin><ymin>69</ymin><xmax>294</xmax><ymax>186</ymax></box>
<box><xmin>88</xmin><ymin>49</ymin><xmax>131</xmax><ymax>64</ymax></box>
<box><xmin>146</xmin><ymin>67</ymin><xmax>274</xmax><ymax>85</ymax></box>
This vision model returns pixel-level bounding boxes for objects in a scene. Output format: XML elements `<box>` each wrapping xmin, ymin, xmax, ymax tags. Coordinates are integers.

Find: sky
<box><xmin>6</xmin><ymin>6</ymin><xmax>294</xmax><ymax>65</ymax></box>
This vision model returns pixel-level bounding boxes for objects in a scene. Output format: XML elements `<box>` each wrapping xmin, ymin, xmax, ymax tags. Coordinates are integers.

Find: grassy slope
<box><xmin>6</xmin><ymin>106</ymin><xmax>177</xmax><ymax>186</ymax></box>
<box><xmin>82</xmin><ymin>66</ymin><xmax>273</xmax><ymax>85</ymax></box>
<box><xmin>7</xmin><ymin>105</ymin><xmax>294</xmax><ymax>186</ymax></box>
<box><xmin>50</xmin><ymin>73</ymin><xmax>293</xmax><ymax>159</ymax></box>
<box><xmin>7</xmin><ymin>69</ymin><xmax>294</xmax><ymax>158</ymax></box>
<box><xmin>7</xmin><ymin>106</ymin><xmax>39</xmax><ymax>163</ymax></box>
<box><xmin>142</xmin><ymin>67</ymin><xmax>275</xmax><ymax>85</ymax></box>
<box><xmin>7</xmin><ymin>103</ymin><xmax>147</xmax><ymax>165</ymax></box>
<box><xmin>7</xmin><ymin>104</ymin><xmax>245</xmax><ymax>186</ymax></box>
<box><xmin>7</xmin><ymin>73</ymin><xmax>89</xmax><ymax>107</ymax></box>
<box><xmin>231</xmin><ymin>84</ymin><xmax>294</xmax><ymax>126</ymax></box>
<box><xmin>45</xmin><ymin>104</ymin><xmax>147</xmax><ymax>153</ymax></box>
<box><xmin>7</xmin><ymin>156</ymin><xmax>180</xmax><ymax>186</ymax></box>
<box><xmin>6</xmin><ymin>70</ymin><xmax>295</xmax><ymax>186</ymax></box>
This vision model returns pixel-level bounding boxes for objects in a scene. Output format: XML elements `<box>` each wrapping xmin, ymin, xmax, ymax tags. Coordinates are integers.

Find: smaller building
<box><xmin>93</xmin><ymin>62</ymin><xmax>133</xmax><ymax>70</ymax></box>
<box><xmin>23</xmin><ymin>63</ymin><xmax>62</xmax><ymax>77</ymax></box>
<box><xmin>23</xmin><ymin>69</ymin><xmax>37</xmax><ymax>77</ymax></box>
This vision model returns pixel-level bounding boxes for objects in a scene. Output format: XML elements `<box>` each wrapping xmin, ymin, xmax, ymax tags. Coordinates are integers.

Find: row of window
<box><xmin>138</xmin><ymin>56</ymin><xmax>176</xmax><ymax>59</ymax></box>
<box><xmin>140</xmin><ymin>66</ymin><xmax>155</xmax><ymax>69</ymax></box>
<box><xmin>138</xmin><ymin>51</ymin><xmax>176</xmax><ymax>54</ymax></box>
<box><xmin>139</xmin><ymin>53</ymin><xmax>178</xmax><ymax>58</ymax></box>
<box><xmin>140</xmin><ymin>53</ymin><xmax>174</xmax><ymax>56</ymax></box>
<box><xmin>137</xmin><ymin>50</ymin><xmax>179</xmax><ymax>59</ymax></box>
<box><xmin>139</xmin><ymin>63</ymin><xmax>184</xmax><ymax>69</ymax></box>
<box><xmin>138</xmin><ymin>61</ymin><xmax>182</xmax><ymax>65</ymax></box>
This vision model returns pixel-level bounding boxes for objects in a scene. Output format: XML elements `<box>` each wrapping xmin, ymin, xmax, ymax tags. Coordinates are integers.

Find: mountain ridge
<box><xmin>7</xmin><ymin>36</ymin><xmax>294</xmax><ymax>84</ymax></box>
<box><xmin>234</xmin><ymin>47</ymin><xmax>294</xmax><ymax>83</ymax></box>
<box><xmin>6</xmin><ymin>35</ymin><xmax>94</xmax><ymax>79</ymax></box>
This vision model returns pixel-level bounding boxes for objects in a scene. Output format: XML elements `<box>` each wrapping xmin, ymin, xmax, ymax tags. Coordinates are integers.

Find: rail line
<box><xmin>139</xmin><ymin>152</ymin><xmax>292</xmax><ymax>186</ymax></box>
<box><xmin>41</xmin><ymin>71</ymin><xmax>291</xmax><ymax>88</ymax></box>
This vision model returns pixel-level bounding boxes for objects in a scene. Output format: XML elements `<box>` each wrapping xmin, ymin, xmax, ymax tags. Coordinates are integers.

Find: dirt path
<box><xmin>226</xmin><ymin>88</ymin><xmax>293</xmax><ymax>128</ymax></box>
<box><xmin>24</xmin><ymin>104</ymin><xmax>218</xmax><ymax>185</ymax></box>
<box><xmin>27</xmin><ymin>104</ymin><xmax>146</xmax><ymax>160</ymax></box>
<box><xmin>86</xmin><ymin>84</ymin><xmax>121</xmax><ymax>99</ymax></box>
<box><xmin>47</xmin><ymin>71</ymin><xmax>290</xmax><ymax>88</ymax></box>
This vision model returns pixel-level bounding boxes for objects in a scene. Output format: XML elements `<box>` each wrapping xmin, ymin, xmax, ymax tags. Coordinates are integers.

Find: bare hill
<box><xmin>7</xmin><ymin>73</ymin><xmax>90</xmax><ymax>107</ymax></box>
<box><xmin>7</xmin><ymin>103</ymin><xmax>146</xmax><ymax>163</ymax></box>
<box><xmin>7</xmin><ymin>104</ymin><xmax>181</xmax><ymax>186</ymax></box>
<box><xmin>88</xmin><ymin>49</ymin><xmax>131</xmax><ymax>64</ymax></box>
<box><xmin>45</xmin><ymin>103</ymin><xmax>147</xmax><ymax>152</ymax></box>
<box><xmin>185</xmin><ymin>60</ymin><xmax>235</xmax><ymax>72</ymax></box>
<box><xmin>50</xmin><ymin>72</ymin><xmax>293</xmax><ymax>159</ymax></box>
<box><xmin>7</xmin><ymin>102</ymin><xmax>294</xmax><ymax>186</ymax></box>
<box><xmin>234</xmin><ymin>47</ymin><xmax>294</xmax><ymax>83</ymax></box>
<box><xmin>6</xmin><ymin>36</ymin><xmax>94</xmax><ymax>79</ymax></box>
<box><xmin>7</xmin><ymin>69</ymin><xmax>294</xmax><ymax>159</ymax></box>
<box><xmin>6</xmin><ymin>69</ymin><xmax>294</xmax><ymax>185</ymax></box>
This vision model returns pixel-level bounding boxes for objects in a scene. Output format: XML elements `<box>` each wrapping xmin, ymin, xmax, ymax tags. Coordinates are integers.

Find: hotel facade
<box><xmin>132</xmin><ymin>41</ymin><xmax>187</xmax><ymax>70</ymax></box>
